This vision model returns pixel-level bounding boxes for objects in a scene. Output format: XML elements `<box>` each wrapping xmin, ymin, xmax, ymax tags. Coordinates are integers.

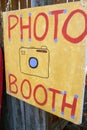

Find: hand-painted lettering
<box><xmin>20</xmin><ymin>14</ymin><xmax>31</xmax><ymax>41</ymax></box>
<box><xmin>48</xmin><ymin>88</ymin><xmax>62</xmax><ymax>111</ymax></box>
<box><xmin>8</xmin><ymin>15</ymin><xmax>18</xmax><ymax>40</ymax></box>
<box><xmin>51</xmin><ymin>10</ymin><xmax>64</xmax><ymax>42</ymax></box>
<box><xmin>8</xmin><ymin>73</ymin><xmax>18</xmax><ymax>94</ymax></box>
<box><xmin>61</xmin><ymin>91</ymin><xmax>78</xmax><ymax>119</ymax></box>
<box><xmin>8</xmin><ymin>9</ymin><xmax>87</xmax><ymax>43</ymax></box>
<box><xmin>8</xmin><ymin>73</ymin><xmax>78</xmax><ymax>120</ymax></box>
<box><xmin>34</xmin><ymin>13</ymin><xmax>49</xmax><ymax>41</ymax></box>
<box><xmin>21</xmin><ymin>79</ymin><xmax>32</xmax><ymax>99</ymax></box>
<box><xmin>62</xmin><ymin>9</ymin><xmax>87</xmax><ymax>43</ymax></box>
<box><xmin>33</xmin><ymin>84</ymin><xmax>47</xmax><ymax>105</ymax></box>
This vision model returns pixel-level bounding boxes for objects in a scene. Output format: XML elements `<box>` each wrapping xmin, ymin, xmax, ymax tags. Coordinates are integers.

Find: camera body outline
<box><xmin>19</xmin><ymin>46</ymin><xmax>50</xmax><ymax>78</ymax></box>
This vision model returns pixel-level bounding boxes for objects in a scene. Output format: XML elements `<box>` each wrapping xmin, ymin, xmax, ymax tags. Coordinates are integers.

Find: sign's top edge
<box><xmin>3</xmin><ymin>1</ymin><xmax>81</xmax><ymax>14</ymax></box>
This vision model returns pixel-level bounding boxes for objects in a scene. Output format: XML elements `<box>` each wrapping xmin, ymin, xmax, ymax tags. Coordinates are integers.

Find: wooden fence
<box><xmin>0</xmin><ymin>0</ymin><xmax>81</xmax><ymax>130</ymax></box>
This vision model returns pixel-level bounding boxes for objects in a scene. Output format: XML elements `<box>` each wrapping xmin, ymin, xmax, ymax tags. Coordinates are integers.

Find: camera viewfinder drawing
<box><xmin>19</xmin><ymin>46</ymin><xmax>50</xmax><ymax>78</ymax></box>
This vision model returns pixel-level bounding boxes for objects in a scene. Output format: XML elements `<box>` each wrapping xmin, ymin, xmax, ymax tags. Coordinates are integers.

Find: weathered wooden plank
<box><xmin>23</xmin><ymin>91</ymin><xmax>48</xmax><ymax>129</ymax></box>
<box><xmin>2</xmin><ymin>95</ymin><xmax>14</xmax><ymax>130</ymax></box>
<box><xmin>11</xmin><ymin>99</ymin><xmax>25</xmax><ymax>130</ymax></box>
<box><xmin>28</xmin><ymin>0</ymin><xmax>31</xmax><ymax>7</ymax></box>
<box><xmin>11</xmin><ymin>0</ymin><xmax>18</xmax><ymax>10</ymax></box>
<box><xmin>24</xmin><ymin>104</ymin><xmax>47</xmax><ymax>130</ymax></box>
<box><xmin>1</xmin><ymin>0</ymin><xmax>7</xmax><ymax>11</ymax></box>
<box><xmin>24</xmin><ymin>104</ymin><xmax>36</xmax><ymax>130</ymax></box>
<box><xmin>20</xmin><ymin>0</ymin><xmax>27</xmax><ymax>9</ymax></box>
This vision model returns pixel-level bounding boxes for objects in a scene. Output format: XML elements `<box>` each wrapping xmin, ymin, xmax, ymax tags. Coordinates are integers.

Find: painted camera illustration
<box><xmin>19</xmin><ymin>46</ymin><xmax>50</xmax><ymax>78</ymax></box>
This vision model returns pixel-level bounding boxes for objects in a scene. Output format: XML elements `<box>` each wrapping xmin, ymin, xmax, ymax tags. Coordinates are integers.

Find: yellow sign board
<box><xmin>3</xmin><ymin>2</ymin><xmax>87</xmax><ymax>124</ymax></box>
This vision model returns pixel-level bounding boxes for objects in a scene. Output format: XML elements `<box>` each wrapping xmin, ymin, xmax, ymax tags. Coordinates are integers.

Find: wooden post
<box><xmin>28</xmin><ymin>0</ymin><xmax>31</xmax><ymax>7</ymax></box>
<box><xmin>1</xmin><ymin>0</ymin><xmax>8</xmax><ymax>11</ymax></box>
<box><xmin>20</xmin><ymin>0</ymin><xmax>26</xmax><ymax>9</ymax></box>
<box><xmin>11</xmin><ymin>0</ymin><xmax>18</xmax><ymax>10</ymax></box>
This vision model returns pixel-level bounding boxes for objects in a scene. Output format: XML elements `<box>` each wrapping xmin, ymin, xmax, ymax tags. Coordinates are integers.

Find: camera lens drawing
<box><xmin>19</xmin><ymin>47</ymin><xmax>50</xmax><ymax>78</ymax></box>
<box><xmin>29</xmin><ymin>57</ymin><xmax>38</xmax><ymax>68</ymax></box>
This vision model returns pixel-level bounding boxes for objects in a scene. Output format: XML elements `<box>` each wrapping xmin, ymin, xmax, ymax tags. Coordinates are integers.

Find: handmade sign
<box><xmin>3</xmin><ymin>2</ymin><xmax>87</xmax><ymax>124</ymax></box>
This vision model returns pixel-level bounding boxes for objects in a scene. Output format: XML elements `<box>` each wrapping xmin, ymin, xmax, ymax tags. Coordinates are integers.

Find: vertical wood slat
<box><xmin>11</xmin><ymin>0</ymin><xmax>18</xmax><ymax>10</ymax></box>
<box><xmin>28</xmin><ymin>0</ymin><xmax>31</xmax><ymax>7</ymax></box>
<box><xmin>2</xmin><ymin>95</ymin><xmax>14</xmax><ymax>130</ymax></box>
<box><xmin>20</xmin><ymin>0</ymin><xmax>26</xmax><ymax>9</ymax></box>
<box><xmin>2</xmin><ymin>0</ymin><xmax>7</xmax><ymax>11</ymax></box>
<box><xmin>11</xmin><ymin>99</ymin><xmax>25</xmax><ymax>130</ymax></box>
<box><xmin>2</xmin><ymin>95</ymin><xmax>47</xmax><ymax>130</ymax></box>
<box><xmin>11</xmin><ymin>0</ymin><xmax>31</xmax><ymax>10</ymax></box>
<box><xmin>1</xmin><ymin>0</ymin><xmax>8</xmax><ymax>11</ymax></box>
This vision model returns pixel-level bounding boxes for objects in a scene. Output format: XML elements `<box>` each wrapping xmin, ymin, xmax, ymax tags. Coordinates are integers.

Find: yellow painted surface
<box><xmin>3</xmin><ymin>2</ymin><xmax>87</xmax><ymax>124</ymax></box>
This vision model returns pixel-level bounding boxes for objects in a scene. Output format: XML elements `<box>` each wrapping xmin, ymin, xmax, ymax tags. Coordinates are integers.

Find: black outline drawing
<box><xmin>19</xmin><ymin>46</ymin><xmax>50</xmax><ymax>78</ymax></box>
